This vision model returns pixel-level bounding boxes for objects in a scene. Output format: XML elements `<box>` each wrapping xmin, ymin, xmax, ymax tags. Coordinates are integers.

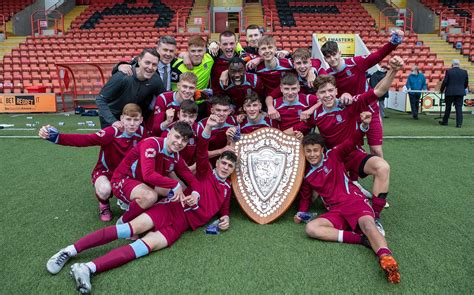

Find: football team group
<box><xmin>39</xmin><ymin>26</ymin><xmax>405</xmax><ymax>293</ymax></box>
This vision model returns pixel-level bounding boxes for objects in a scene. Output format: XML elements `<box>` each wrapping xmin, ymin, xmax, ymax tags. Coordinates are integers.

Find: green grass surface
<box><xmin>0</xmin><ymin>110</ymin><xmax>473</xmax><ymax>294</ymax></box>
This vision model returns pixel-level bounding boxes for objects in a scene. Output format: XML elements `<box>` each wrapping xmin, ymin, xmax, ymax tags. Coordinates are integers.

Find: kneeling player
<box><xmin>46</xmin><ymin>115</ymin><xmax>236</xmax><ymax>294</ymax></box>
<box><xmin>38</xmin><ymin>103</ymin><xmax>145</xmax><ymax>222</ymax></box>
<box><xmin>297</xmin><ymin>119</ymin><xmax>400</xmax><ymax>284</ymax></box>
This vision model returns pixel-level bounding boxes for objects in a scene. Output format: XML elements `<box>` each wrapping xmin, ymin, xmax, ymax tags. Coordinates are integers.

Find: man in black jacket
<box><xmin>439</xmin><ymin>59</ymin><xmax>469</xmax><ymax>128</ymax></box>
<box><xmin>96</xmin><ymin>48</ymin><xmax>164</xmax><ymax>129</ymax></box>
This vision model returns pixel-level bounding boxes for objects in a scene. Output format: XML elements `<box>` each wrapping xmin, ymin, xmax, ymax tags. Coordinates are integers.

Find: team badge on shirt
<box><xmin>168</xmin><ymin>163</ymin><xmax>174</xmax><ymax>172</ymax></box>
<box><xmin>188</xmin><ymin>138</ymin><xmax>195</xmax><ymax>145</ymax></box>
<box><xmin>96</xmin><ymin>130</ymin><xmax>106</xmax><ymax>137</ymax></box>
<box><xmin>346</xmin><ymin>70</ymin><xmax>352</xmax><ymax>77</ymax></box>
<box><xmin>145</xmin><ymin>148</ymin><xmax>156</xmax><ymax>158</ymax></box>
<box><xmin>323</xmin><ymin>166</ymin><xmax>331</xmax><ymax>175</ymax></box>
<box><xmin>336</xmin><ymin>114</ymin><xmax>343</xmax><ymax>123</ymax></box>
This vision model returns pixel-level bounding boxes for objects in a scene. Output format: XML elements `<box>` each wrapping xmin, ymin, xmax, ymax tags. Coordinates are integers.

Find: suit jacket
<box><xmin>440</xmin><ymin>67</ymin><xmax>469</xmax><ymax>96</ymax></box>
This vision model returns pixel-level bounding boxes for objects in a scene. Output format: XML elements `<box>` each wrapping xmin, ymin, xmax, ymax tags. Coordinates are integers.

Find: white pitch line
<box><xmin>0</xmin><ymin>128</ymin><xmax>35</xmax><ymax>131</ymax></box>
<box><xmin>77</xmin><ymin>129</ymin><xmax>100</xmax><ymax>131</ymax></box>
<box><xmin>0</xmin><ymin>135</ymin><xmax>39</xmax><ymax>138</ymax></box>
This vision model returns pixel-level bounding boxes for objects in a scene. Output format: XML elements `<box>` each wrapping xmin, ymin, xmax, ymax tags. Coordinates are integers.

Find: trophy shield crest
<box><xmin>231</xmin><ymin>128</ymin><xmax>305</xmax><ymax>224</ymax></box>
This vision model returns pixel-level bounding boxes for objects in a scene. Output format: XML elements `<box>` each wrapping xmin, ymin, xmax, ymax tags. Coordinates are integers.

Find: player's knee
<box><xmin>139</xmin><ymin>190</ymin><xmax>158</xmax><ymax>208</ymax></box>
<box><xmin>305</xmin><ymin>223</ymin><xmax>322</xmax><ymax>239</ymax></box>
<box><xmin>374</xmin><ymin>159</ymin><xmax>390</xmax><ymax>177</ymax></box>
<box><xmin>96</xmin><ymin>183</ymin><xmax>112</xmax><ymax>199</ymax></box>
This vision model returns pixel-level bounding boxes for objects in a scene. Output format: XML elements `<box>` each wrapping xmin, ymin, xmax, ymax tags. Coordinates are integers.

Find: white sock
<box><xmin>85</xmin><ymin>262</ymin><xmax>96</xmax><ymax>274</ymax></box>
<box><xmin>65</xmin><ymin>245</ymin><xmax>77</xmax><ymax>256</ymax></box>
<box><xmin>337</xmin><ymin>230</ymin><xmax>344</xmax><ymax>243</ymax></box>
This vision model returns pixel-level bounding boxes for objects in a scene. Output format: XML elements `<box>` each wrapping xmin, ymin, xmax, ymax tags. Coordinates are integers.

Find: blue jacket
<box><xmin>406</xmin><ymin>72</ymin><xmax>427</xmax><ymax>90</ymax></box>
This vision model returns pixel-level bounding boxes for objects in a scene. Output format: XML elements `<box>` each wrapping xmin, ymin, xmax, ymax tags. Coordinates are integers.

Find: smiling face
<box><xmin>178</xmin><ymin>110</ymin><xmax>198</xmax><ymax>126</ymax></box>
<box><xmin>215</xmin><ymin>156</ymin><xmax>235</xmax><ymax>179</ymax></box>
<box><xmin>177</xmin><ymin>80</ymin><xmax>196</xmax><ymax>101</ymax></box>
<box><xmin>157</xmin><ymin>42</ymin><xmax>176</xmax><ymax>65</ymax></box>
<box><xmin>228</xmin><ymin>62</ymin><xmax>245</xmax><ymax>85</ymax></box>
<box><xmin>137</xmin><ymin>52</ymin><xmax>159</xmax><ymax>80</ymax></box>
<box><xmin>211</xmin><ymin>104</ymin><xmax>231</xmax><ymax>124</ymax></box>
<box><xmin>281</xmin><ymin>82</ymin><xmax>300</xmax><ymax>103</ymax></box>
<box><xmin>188</xmin><ymin>45</ymin><xmax>205</xmax><ymax>66</ymax></box>
<box><xmin>258</xmin><ymin>43</ymin><xmax>276</xmax><ymax>62</ymax></box>
<box><xmin>166</xmin><ymin>128</ymin><xmax>189</xmax><ymax>153</ymax></box>
<box><xmin>246</xmin><ymin>28</ymin><xmax>262</xmax><ymax>48</ymax></box>
<box><xmin>220</xmin><ymin>35</ymin><xmax>236</xmax><ymax>59</ymax></box>
<box><xmin>323</xmin><ymin>51</ymin><xmax>342</xmax><ymax>69</ymax></box>
<box><xmin>294</xmin><ymin>57</ymin><xmax>312</xmax><ymax>78</ymax></box>
<box><xmin>120</xmin><ymin>115</ymin><xmax>143</xmax><ymax>134</ymax></box>
<box><xmin>243</xmin><ymin>100</ymin><xmax>262</xmax><ymax>120</ymax></box>
<box><xmin>316</xmin><ymin>82</ymin><xmax>338</xmax><ymax>109</ymax></box>
<box><xmin>304</xmin><ymin>143</ymin><xmax>324</xmax><ymax>166</ymax></box>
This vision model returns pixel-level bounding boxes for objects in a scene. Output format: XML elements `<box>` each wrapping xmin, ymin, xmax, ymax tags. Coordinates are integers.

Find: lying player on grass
<box><xmin>298</xmin><ymin>112</ymin><xmax>400</xmax><ymax>284</ymax></box>
<box><xmin>303</xmin><ymin>56</ymin><xmax>404</xmax><ymax>235</ymax></box>
<box><xmin>46</xmin><ymin>114</ymin><xmax>236</xmax><ymax>294</ymax></box>
<box><xmin>38</xmin><ymin>103</ymin><xmax>145</xmax><ymax>222</ymax></box>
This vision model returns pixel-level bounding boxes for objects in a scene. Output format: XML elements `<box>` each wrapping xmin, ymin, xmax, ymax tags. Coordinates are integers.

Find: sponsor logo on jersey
<box><xmin>145</xmin><ymin>148</ymin><xmax>156</xmax><ymax>158</ymax></box>
<box><xmin>204</xmin><ymin>63</ymin><xmax>208</xmax><ymax>69</ymax></box>
<box><xmin>96</xmin><ymin>130</ymin><xmax>106</xmax><ymax>137</ymax></box>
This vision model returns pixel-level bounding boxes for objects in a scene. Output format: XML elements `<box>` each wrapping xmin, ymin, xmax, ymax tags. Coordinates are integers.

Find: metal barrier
<box><xmin>439</xmin><ymin>8</ymin><xmax>473</xmax><ymax>34</ymax></box>
<box><xmin>55</xmin><ymin>62</ymin><xmax>116</xmax><ymax>112</ymax></box>
<box><xmin>379</xmin><ymin>6</ymin><xmax>413</xmax><ymax>33</ymax></box>
<box><xmin>31</xmin><ymin>9</ymin><xmax>64</xmax><ymax>38</ymax></box>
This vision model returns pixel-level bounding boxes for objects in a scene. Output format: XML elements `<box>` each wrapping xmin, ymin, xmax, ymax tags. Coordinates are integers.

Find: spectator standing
<box><xmin>439</xmin><ymin>59</ymin><xmax>469</xmax><ymax>128</ymax></box>
<box><xmin>405</xmin><ymin>65</ymin><xmax>427</xmax><ymax>120</ymax></box>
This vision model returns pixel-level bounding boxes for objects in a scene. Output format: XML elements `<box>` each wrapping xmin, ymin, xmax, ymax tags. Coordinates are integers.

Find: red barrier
<box><xmin>55</xmin><ymin>62</ymin><xmax>116</xmax><ymax>112</ymax></box>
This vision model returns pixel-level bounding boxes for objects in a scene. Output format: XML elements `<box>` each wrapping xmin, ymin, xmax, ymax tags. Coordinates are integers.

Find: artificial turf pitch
<box><xmin>0</xmin><ymin>110</ymin><xmax>473</xmax><ymax>294</ymax></box>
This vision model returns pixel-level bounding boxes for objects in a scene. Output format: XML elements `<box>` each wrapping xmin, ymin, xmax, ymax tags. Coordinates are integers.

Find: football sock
<box><xmin>74</xmin><ymin>223</ymin><xmax>134</xmax><ymax>253</ymax></box>
<box><xmin>65</xmin><ymin>245</ymin><xmax>78</xmax><ymax>256</ymax></box>
<box><xmin>121</xmin><ymin>201</ymin><xmax>145</xmax><ymax>223</ymax></box>
<box><xmin>376</xmin><ymin>247</ymin><xmax>392</xmax><ymax>258</ymax></box>
<box><xmin>92</xmin><ymin>239</ymin><xmax>151</xmax><ymax>273</ymax></box>
<box><xmin>338</xmin><ymin>230</ymin><xmax>362</xmax><ymax>244</ymax></box>
<box><xmin>85</xmin><ymin>262</ymin><xmax>96</xmax><ymax>274</ymax></box>
<box><xmin>372</xmin><ymin>193</ymin><xmax>388</xmax><ymax>219</ymax></box>
<box><xmin>95</xmin><ymin>193</ymin><xmax>110</xmax><ymax>205</ymax></box>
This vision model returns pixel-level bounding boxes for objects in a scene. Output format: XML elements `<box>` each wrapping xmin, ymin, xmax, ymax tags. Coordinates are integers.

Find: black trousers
<box><xmin>442</xmin><ymin>95</ymin><xmax>463</xmax><ymax>126</ymax></box>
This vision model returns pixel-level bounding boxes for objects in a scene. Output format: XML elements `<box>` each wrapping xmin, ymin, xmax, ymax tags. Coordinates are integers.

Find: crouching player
<box><xmin>297</xmin><ymin>114</ymin><xmax>400</xmax><ymax>284</ymax></box>
<box><xmin>45</xmin><ymin>114</ymin><xmax>236</xmax><ymax>294</ymax></box>
<box><xmin>38</xmin><ymin>103</ymin><xmax>145</xmax><ymax>222</ymax></box>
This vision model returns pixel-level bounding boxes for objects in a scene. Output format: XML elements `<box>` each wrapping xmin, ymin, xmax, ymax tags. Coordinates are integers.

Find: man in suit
<box><xmin>439</xmin><ymin>59</ymin><xmax>469</xmax><ymax>128</ymax></box>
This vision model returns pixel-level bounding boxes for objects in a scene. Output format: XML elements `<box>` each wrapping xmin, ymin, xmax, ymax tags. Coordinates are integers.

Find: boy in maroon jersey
<box><xmin>272</xmin><ymin>73</ymin><xmax>318</xmax><ymax>136</ymax></box>
<box><xmin>197</xmin><ymin>95</ymin><xmax>237</xmax><ymax>162</ymax></box>
<box><xmin>148</xmin><ymin>72</ymin><xmax>197</xmax><ymax>136</ymax></box>
<box><xmin>307</xmin><ymin>56</ymin><xmax>404</xmax><ymax>235</ymax></box>
<box><xmin>297</xmin><ymin>113</ymin><xmax>400</xmax><ymax>284</ymax></box>
<box><xmin>321</xmin><ymin>30</ymin><xmax>404</xmax><ymax>158</ymax></box>
<box><xmin>160</xmin><ymin>100</ymin><xmax>199</xmax><ymax>170</ymax></box>
<box><xmin>217</xmin><ymin>57</ymin><xmax>265</xmax><ymax>113</ymax></box>
<box><xmin>38</xmin><ymin>103</ymin><xmax>145</xmax><ymax>222</ymax></box>
<box><xmin>46</xmin><ymin>115</ymin><xmax>237</xmax><ymax>294</ymax></box>
<box><xmin>226</xmin><ymin>91</ymin><xmax>278</xmax><ymax>139</ymax></box>
<box><xmin>111</xmin><ymin>121</ymin><xmax>196</xmax><ymax>224</ymax></box>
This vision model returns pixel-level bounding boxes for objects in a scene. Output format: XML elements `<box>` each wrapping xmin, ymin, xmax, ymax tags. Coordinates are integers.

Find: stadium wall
<box><xmin>407</xmin><ymin>0</ymin><xmax>435</xmax><ymax>34</ymax></box>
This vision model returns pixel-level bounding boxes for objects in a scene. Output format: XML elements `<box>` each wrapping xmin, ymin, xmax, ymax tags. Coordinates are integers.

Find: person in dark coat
<box><xmin>439</xmin><ymin>59</ymin><xmax>469</xmax><ymax>128</ymax></box>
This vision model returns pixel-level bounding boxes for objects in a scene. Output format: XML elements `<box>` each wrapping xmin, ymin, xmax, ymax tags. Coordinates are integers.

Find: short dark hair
<box><xmin>246</xmin><ymin>24</ymin><xmax>263</xmax><ymax>34</ymax></box>
<box><xmin>210</xmin><ymin>94</ymin><xmax>232</xmax><ymax>106</ymax></box>
<box><xmin>220</xmin><ymin>30</ymin><xmax>236</xmax><ymax>41</ymax></box>
<box><xmin>321</xmin><ymin>41</ymin><xmax>339</xmax><ymax>57</ymax></box>
<box><xmin>172</xmin><ymin>121</ymin><xmax>194</xmax><ymax>140</ymax></box>
<box><xmin>220</xmin><ymin>150</ymin><xmax>237</xmax><ymax>164</ymax></box>
<box><xmin>313</xmin><ymin>75</ymin><xmax>336</xmax><ymax>91</ymax></box>
<box><xmin>229</xmin><ymin>56</ymin><xmax>245</xmax><ymax>68</ymax></box>
<box><xmin>139</xmin><ymin>48</ymin><xmax>159</xmax><ymax>59</ymax></box>
<box><xmin>157</xmin><ymin>35</ymin><xmax>177</xmax><ymax>47</ymax></box>
<box><xmin>179</xmin><ymin>100</ymin><xmax>198</xmax><ymax>114</ymax></box>
<box><xmin>243</xmin><ymin>91</ymin><xmax>260</xmax><ymax>105</ymax></box>
<box><xmin>302</xmin><ymin>132</ymin><xmax>325</xmax><ymax>147</ymax></box>
<box><xmin>280</xmin><ymin>73</ymin><xmax>298</xmax><ymax>86</ymax></box>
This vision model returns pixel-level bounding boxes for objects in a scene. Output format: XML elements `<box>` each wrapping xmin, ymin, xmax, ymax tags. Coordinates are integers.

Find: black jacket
<box><xmin>440</xmin><ymin>67</ymin><xmax>469</xmax><ymax>96</ymax></box>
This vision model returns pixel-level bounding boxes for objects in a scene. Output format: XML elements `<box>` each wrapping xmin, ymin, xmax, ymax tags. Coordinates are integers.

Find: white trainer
<box><xmin>70</xmin><ymin>263</ymin><xmax>92</xmax><ymax>294</ymax></box>
<box><xmin>46</xmin><ymin>249</ymin><xmax>71</xmax><ymax>274</ymax></box>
